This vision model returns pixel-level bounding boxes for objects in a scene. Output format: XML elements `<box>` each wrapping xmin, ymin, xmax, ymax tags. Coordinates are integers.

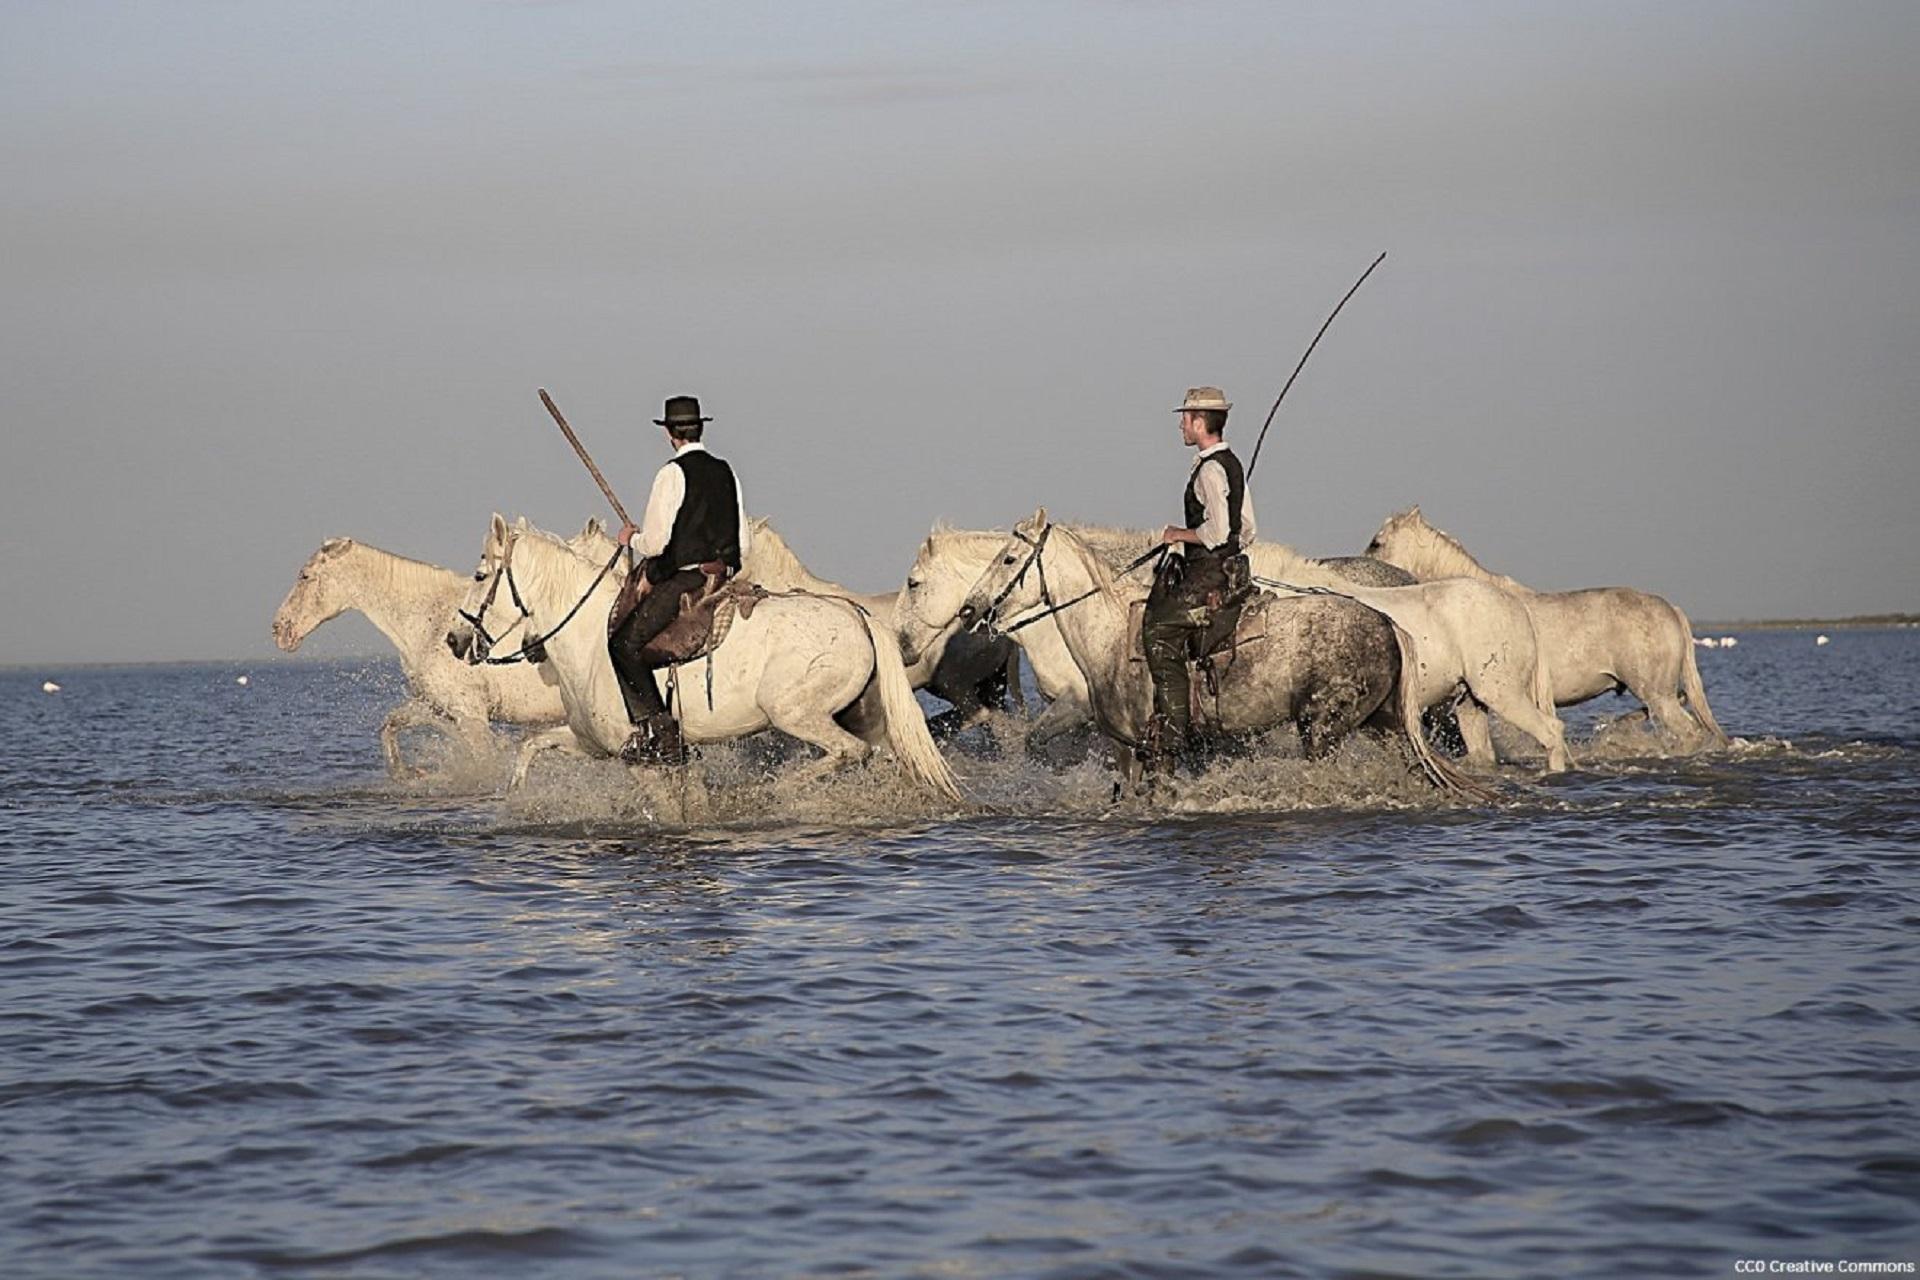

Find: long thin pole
<box><xmin>538</xmin><ymin>388</ymin><xmax>633</xmax><ymax>528</ymax></box>
<box><xmin>1246</xmin><ymin>252</ymin><xmax>1387</xmax><ymax>480</ymax></box>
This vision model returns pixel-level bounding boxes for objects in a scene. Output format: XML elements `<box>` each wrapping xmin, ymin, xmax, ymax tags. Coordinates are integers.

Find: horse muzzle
<box><xmin>956</xmin><ymin>602</ymin><xmax>997</xmax><ymax>636</ymax></box>
<box><xmin>446</xmin><ymin>629</ymin><xmax>482</xmax><ymax>663</ymax></box>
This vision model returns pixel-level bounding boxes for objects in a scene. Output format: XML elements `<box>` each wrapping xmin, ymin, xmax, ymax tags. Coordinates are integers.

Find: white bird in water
<box><xmin>236</xmin><ymin>675</ymin><xmax>250</xmax><ymax>686</ymax></box>
<box><xmin>1816</xmin><ymin>634</ymin><xmax>1830</xmax><ymax>646</ymax></box>
<box><xmin>42</xmin><ymin>681</ymin><xmax>61</xmax><ymax>693</ymax></box>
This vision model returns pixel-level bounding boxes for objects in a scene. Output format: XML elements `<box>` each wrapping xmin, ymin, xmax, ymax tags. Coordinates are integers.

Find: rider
<box><xmin>610</xmin><ymin>394</ymin><xmax>752</xmax><ymax>765</ymax></box>
<box><xmin>1142</xmin><ymin>386</ymin><xmax>1258</xmax><ymax>772</ymax></box>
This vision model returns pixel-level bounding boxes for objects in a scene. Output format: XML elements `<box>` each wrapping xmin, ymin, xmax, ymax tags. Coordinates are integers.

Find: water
<box><xmin>4</xmin><ymin>630</ymin><xmax>1918</xmax><ymax>1278</ymax></box>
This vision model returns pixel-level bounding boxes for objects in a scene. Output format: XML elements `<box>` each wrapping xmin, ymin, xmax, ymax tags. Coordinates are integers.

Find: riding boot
<box><xmin>620</xmin><ymin>712</ymin><xmax>688</xmax><ymax>767</ymax></box>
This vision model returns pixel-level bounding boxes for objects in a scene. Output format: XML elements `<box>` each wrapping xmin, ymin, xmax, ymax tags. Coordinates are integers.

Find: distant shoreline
<box><xmin>1691</xmin><ymin>613</ymin><xmax>1920</xmax><ymax>632</ymax></box>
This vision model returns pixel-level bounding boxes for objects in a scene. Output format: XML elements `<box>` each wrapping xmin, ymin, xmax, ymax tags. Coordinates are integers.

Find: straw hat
<box><xmin>1174</xmin><ymin>386</ymin><xmax>1231</xmax><ymax>414</ymax></box>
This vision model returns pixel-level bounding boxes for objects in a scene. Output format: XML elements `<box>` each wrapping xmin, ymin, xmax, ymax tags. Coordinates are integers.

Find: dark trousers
<box><xmin>608</xmin><ymin>568</ymin><xmax>707</xmax><ymax>722</ymax></box>
<box><xmin>1142</xmin><ymin>553</ymin><xmax>1230</xmax><ymax>742</ymax></box>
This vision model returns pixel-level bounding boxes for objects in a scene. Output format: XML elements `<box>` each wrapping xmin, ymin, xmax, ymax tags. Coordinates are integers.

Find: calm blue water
<box><xmin>3</xmin><ymin>630</ymin><xmax>1918</xmax><ymax>1278</ymax></box>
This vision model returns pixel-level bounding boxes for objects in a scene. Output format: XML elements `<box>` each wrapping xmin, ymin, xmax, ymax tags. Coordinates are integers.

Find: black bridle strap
<box><xmin>478</xmin><ymin>542</ymin><xmax>628</xmax><ymax>666</ymax></box>
<box><xmin>981</xmin><ymin>522</ymin><xmax>1052</xmax><ymax>620</ymax></box>
<box><xmin>1000</xmin><ymin>538</ymin><xmax>1169</xmax><ymax>635</ymax></box>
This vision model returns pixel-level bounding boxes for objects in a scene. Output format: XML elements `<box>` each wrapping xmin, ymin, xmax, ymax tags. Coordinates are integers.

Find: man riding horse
<box><xmin>1143</xmin><ymin>386</ymin><xmax>1258</xmax><ymax>773</ymax></box>
<box><xmin>609</xmin><ymin>394</ymin><xmax>752</xmax><ymax>766</ymax></box>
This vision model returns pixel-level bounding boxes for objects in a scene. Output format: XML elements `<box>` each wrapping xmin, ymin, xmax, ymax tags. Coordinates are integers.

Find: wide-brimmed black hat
<box><xmin>654</xmin><ymin>395</ymin><xmax>713</xmax><ymax>427</ymax></box>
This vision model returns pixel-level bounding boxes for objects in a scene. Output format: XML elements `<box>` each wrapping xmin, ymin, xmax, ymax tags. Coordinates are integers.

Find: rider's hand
<box><xmin>1161</xmin><ymin>525</ymin><xmax>1189</xmax><ymax>545</ymax></box>
<box><xmin>616</xmin><ymin>521</ymin><xmax>639</xmax><ymax>547</ymax></box>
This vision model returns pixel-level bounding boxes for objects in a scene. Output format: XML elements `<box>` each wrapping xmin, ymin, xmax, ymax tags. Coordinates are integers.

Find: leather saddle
<box><xmin>1129</xmin><ymin>591</ymin><xmax>1274</xmax><ymax>722</ymax></box>
<box><xmin>637</xmin><ymin>570</ymin><xmax>767</xmax><ymax>667</ymax></box>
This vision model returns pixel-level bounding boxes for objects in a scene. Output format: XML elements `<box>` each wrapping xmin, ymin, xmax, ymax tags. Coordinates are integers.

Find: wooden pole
<box><xmin>538</xmin><ymin>389</ymin><xmax>634</xmax><ymax>528</ymax></box>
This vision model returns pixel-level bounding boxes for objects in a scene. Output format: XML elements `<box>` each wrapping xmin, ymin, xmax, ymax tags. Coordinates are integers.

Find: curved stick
<box><xmin>1246</xmin><ymin>252</ymin><xmax>1387</xmax><ymax>480</ymax></box>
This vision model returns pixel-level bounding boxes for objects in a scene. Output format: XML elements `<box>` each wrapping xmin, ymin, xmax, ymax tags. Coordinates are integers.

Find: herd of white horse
<box><xmin>271</xmin><ymin>505</ymin><xmax>1725</xmax><ymax>804</ymax></box>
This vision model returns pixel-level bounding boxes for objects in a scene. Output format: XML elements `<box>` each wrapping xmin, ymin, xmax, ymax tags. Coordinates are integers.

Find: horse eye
<box><xmin>1002</xmin><ymin>555</ymin><xmax>1016</xmax><ymax>565</ymax></box>
<box><xmin>473</xmin><ymin>570</ymin><xmax>486</xmax><ymax>582</ymax></box>
<box><xmin>906</xmin><ymin>578</ymin><xmax>922</xmax><ymax>591</ymax></box>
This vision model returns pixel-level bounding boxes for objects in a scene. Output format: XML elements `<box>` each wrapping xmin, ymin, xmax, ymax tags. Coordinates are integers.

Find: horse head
<box><xmin>896</xmin><ymin>530</ymin><xmax>977</xmax><ymax>664</ymax></box>
<box><xmin>955</xmin><ymin>508</ymin><xmax>1050</xmax><ymax>635</ymax></box>
<box><xmin>271</xmin><ymin>537</ymin><xmax>357</xmax><ymax>652</ymax></box>
<box><xmin>1364</xmin><ymin>504</ymin><xmax>1425</xmax><ymax>564</ymax></box>
<box><xmin>447</xmin><ymin>514</ymin><xmax>519</xmax><ymax>663</ymax></box>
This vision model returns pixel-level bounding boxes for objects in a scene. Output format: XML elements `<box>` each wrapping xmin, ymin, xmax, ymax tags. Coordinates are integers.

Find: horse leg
<box><xmin>1638</xmin><ymin>687</ymin><xmax>1703</xmax><ymax>750</ymax></box>
<box><xmin>1026</xmin><ymin>694</ymin><xmax>1090</xmax><ymax>747</ymax></box>
<box><xmin>380</xmin><ymin>699</ymin><xmax>444</xmax><ymax>776</ymax></box>
<box><xmin>779</xmin><ymin>713</ymin><xmax>874</xmax><ymax>780</ymax></box>
<box><xmin>1467</xmin><ymin>675</ymin><xmax>1570</xmax><ymax>773</ymax></box>
<box><xmin>768</xmin><ymin>684</ymin><xmax>875</xmax><ymax>777</ymax></box>
<box><xmin>1453</xmin><ymin>698</ymin><xmax>1497</xmax><ymax>768</ymax></box>
<box><xmin>512</xmin><ymin>726</ymin><xmax>586</xmax><ymax>788</ymax></box>
<box><xmin>1299</xmin><ymin>683</ymin><xmax>1368</xmax><ymax>759</ymax></box>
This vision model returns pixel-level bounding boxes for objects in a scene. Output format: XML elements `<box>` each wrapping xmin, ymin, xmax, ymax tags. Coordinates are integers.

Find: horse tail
<box><xmin>1673</xmin><ymin>604</ymin><xmax>1729</xmax><ymax>745</ymax></box>
<box><xmin>861</xmin><ymin>610</ymin><xmax>963</xmax><ymax>802</ymax></box>
<box><xmin>1386</xmin><ymin>619</ymin><xmax>1498</xmax><ymax>803</ymax></box>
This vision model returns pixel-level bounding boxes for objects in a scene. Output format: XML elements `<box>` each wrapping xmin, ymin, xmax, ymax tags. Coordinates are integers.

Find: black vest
<box><xmin>655</xmin><ymin>449</ymin><xmax>742</xmax><ymax>579</ymax></box>
<box><xmin>1182</xmin><ymin>447</ymin><xmax>1245</xmax><ymax>558</ymax></box>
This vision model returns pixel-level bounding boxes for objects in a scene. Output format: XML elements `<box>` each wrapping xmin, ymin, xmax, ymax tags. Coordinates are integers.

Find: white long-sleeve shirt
<box><xmin>1188</xmin><ymin>443</ymin><xmax>1258</xmax><ymax>550</ymax></box>
<box><xmin>628</xmin><ymin>442</ymin><xmax>753</xmax><ymax>565</ymax></box>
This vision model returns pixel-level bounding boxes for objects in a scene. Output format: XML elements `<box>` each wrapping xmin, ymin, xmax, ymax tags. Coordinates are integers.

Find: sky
<box><xmin>3</xmin><ymin>0</ymin><xmax>1916</xmax><ymax>664</ymax></box>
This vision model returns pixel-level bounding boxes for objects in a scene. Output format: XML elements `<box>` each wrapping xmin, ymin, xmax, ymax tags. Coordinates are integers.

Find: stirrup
<box><xmin>620</xmin><ymin>717</ymin><xmax>687</xmax><ymax>767</ymax></box>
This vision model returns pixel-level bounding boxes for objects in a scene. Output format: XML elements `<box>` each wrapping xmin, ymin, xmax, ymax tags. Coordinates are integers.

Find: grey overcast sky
<box><xmin>3</xmin><ymin>0</ymin><xmax>1916</xmax><ymax>664</ymax></box>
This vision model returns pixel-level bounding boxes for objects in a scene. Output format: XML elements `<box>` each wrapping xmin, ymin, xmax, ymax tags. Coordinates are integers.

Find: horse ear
<box><xmin>489</xmin><ymin>512</ymin><xmax>508</xmax><ymax>551</ymax></box>
<box><xmin>1409</xmin><ymin>504</ymin><xmax>1421</xmax><ymax>518</ymax></box>
<box><xmin>1030</xmin><ymin>505</ymin><xmax>1048</xmax><ymax>528</ymax></box>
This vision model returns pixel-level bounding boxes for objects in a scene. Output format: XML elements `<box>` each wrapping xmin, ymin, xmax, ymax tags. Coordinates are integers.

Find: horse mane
<box><xmin>1380</xmin><ymin>508</ymin><xmax>1528</xmax><ymax>589</ymax></box>
<box><xmin>320</xmin><ymin>538</ymin><xmax>461</xmax><ymax>595</ymax></box>
<box><xmin>921</xmin><ymin>518</ymin><xmax>1359</xmax><ymax>597</ymax></box>
<box><xmin>741</xmin><ymin>518</ymin><xmax>846</xmax><ymax>592</ymax></box>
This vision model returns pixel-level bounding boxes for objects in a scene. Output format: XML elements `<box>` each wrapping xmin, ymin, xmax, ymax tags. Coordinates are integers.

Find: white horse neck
<box><xmin>334</xmin><ymin>544</ymin><xmax>463</xmax><ymax>659</ymax></box>
<box><xmin>744</xmin><ymin>522</ymin><xmax>843</xmax><ymax>592</ymax></box>
<box><xmin>1020</xmin><ymin>529</ymin><xmax>1135</xmax><ymax>687</ymax></box>
<box><xmin>747</xmin><ymin>522</ymin><xmax>895</xmax><ymax>617</ymax></box>
<box><xmin>1400</xmin><ymin>518</ymin><xmax>1532</xmax><ymax>593</ymax></box>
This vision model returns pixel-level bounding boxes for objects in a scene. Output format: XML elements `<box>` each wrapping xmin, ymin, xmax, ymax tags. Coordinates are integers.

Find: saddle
<box><xmin>636</xmin><ymin>571</ymin><xmax>768</xmax><ymax>667</ymax></box>
<box><xmin>1130</xmin><ymin>590</ymin><xmax>1275</xmax><ymax>725</ymax></box>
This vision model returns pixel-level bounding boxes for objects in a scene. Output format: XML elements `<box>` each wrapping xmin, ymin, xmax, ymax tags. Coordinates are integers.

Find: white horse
<box><xmin>1366</xmin><ymin>507</ymin><xmax>1726</xmax><ymax>746</ymax></box>
<box><xmin>901</xmin><ymin>520</ymin><xmax>1569</xmax><ymax>772</ymax></box>
<box><xmin>577</xmin><ymin>515</ymin><xmax>1024</xmax><ymax>734</ymax></box>
<box><xmin>449</xmin><ymin>516</ymin><xmax>960</xmax><ymax>800</ymax></box>
<box><xmin>272</xmin><ymin>537</ymin><xmax>568</xmax><ymax>773</ymax></box>
<box><xmin>942</xmin><ymin>511</ymin><xmax>1489</xmax><ymax>797</ymax></box>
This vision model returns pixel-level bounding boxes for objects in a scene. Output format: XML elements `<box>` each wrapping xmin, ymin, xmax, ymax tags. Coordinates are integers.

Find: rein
<box><xmin>982</xmin><ymin>525</ymin><xmax>1169</xmax><ymax>636</ymax></box>
<box><xmin>464</xmin><ymin>540</ymin><xmax>628</xmax><ymax>666</ymax></box>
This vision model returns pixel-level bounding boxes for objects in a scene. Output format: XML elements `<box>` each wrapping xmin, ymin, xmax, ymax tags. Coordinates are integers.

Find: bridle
<box><xmin>457</xmin><ymin>534</ymin><xmax>532</xmax><ymax>663</ymax></box>
<box><xmin>459</xmin><ymin>531</ymin><xmax>627</xmax><ymax>666</ymax></box>
<box><xmin>970</xmin><ymin>523</ymin><xmax>1168</xmax><ymax>637</ymax></box>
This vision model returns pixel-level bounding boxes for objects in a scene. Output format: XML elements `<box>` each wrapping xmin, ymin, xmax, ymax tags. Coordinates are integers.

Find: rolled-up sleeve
<box><xmin>633</xmin><ymin>463</ymin><xmax>684</xmax><ymax>558</ymax></box>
